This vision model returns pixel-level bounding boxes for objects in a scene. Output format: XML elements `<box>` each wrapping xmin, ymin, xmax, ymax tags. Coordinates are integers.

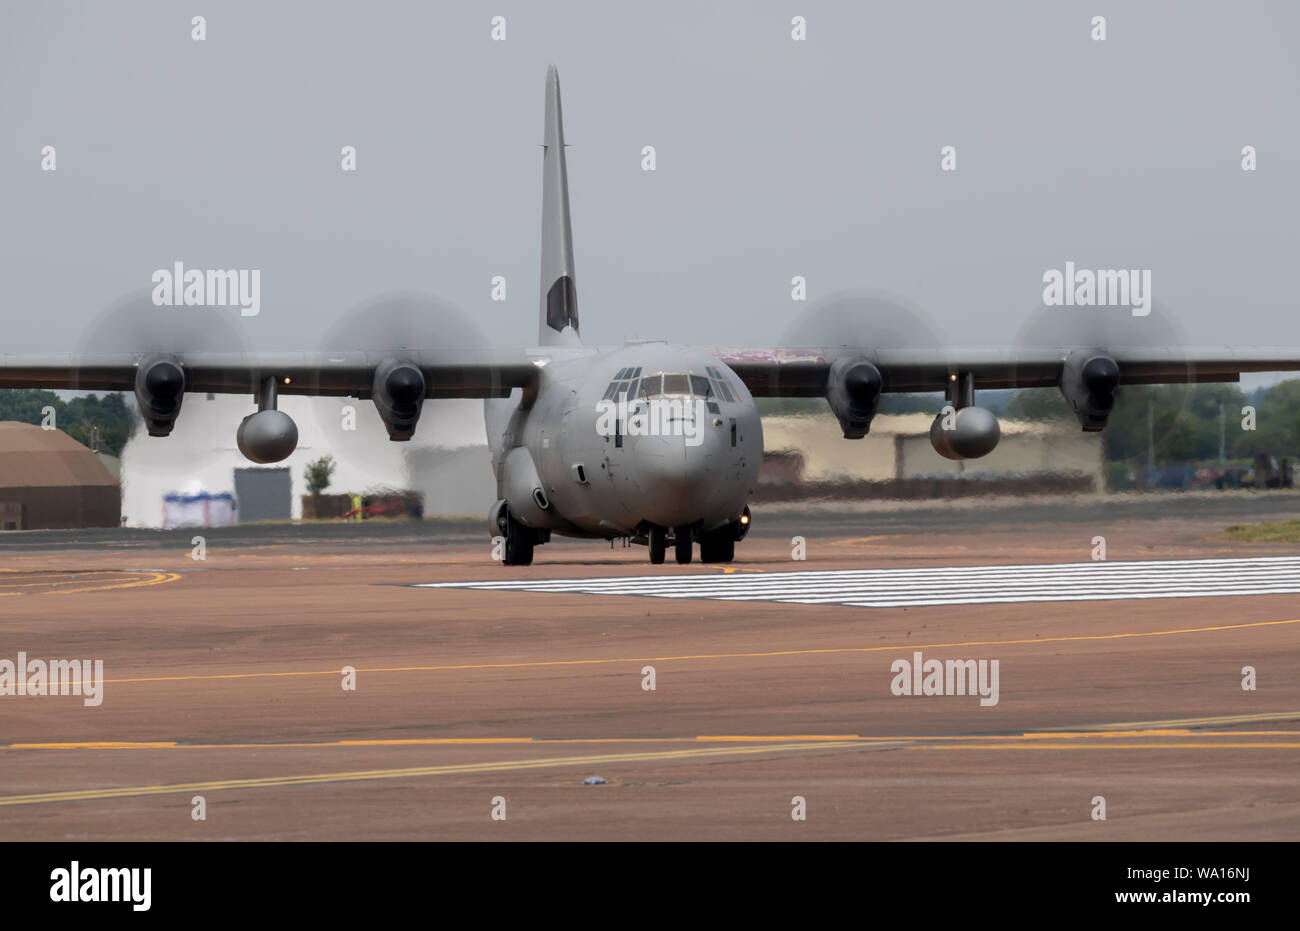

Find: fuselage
<box><xmin>485</xmin><ymin>342</ymin><xmax>762</xmax><ymax>539</ymax></box>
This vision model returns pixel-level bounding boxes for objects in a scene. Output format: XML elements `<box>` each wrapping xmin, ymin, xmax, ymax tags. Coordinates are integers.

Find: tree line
<box><xmin>0</xmin><ymin>389</ymin><xmax>135</xmax><ymax>457</ymax></box>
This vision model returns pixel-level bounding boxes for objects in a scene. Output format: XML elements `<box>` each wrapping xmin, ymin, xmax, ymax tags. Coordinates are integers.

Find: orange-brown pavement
<box><xmin>1</xmin><ymin>503</ymin><xmax>1298</xmax><ymax>840</ymax></box>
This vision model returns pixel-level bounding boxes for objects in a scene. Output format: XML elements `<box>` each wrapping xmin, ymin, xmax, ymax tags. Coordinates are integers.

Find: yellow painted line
<box><xmin>4</xmin><ymin>738</ymin><xmax>537</xmax><ymax>750</ymax></box>
<box><xmin>0</xmin><ymin>571</ymin><xmax>182</xmax><ymax>596</ymax></box>
<box><xmin>1085</xmin><ymin>711</ymin><xmax>1300</xmax><ymax>730</ymax></box>
<box><xmin>923</xmin><ymin>742</ymin><xmax>1300</xmax><ymax>751</ymax></box>
<box><xmin>3</xmin><ymin>736</ymin><xmax>848</xmax><ymax>750</ymax></box>
<box><xmin>0</xmin><ymin>572</ymin><xmax>130</xmax><ymax>587</ymax></box>
<box><xmin>42</xmin><ymin>570</ymin><xmax>181</xmax><ymax>595</ymax></box>
<box><xmin>0</xmin><ymin>569</ymin><xmax>127</xmax><ymax>574</ymax></box>
<box><xmin>699</xmin><ymin>730</ymin><xmax>1299</xmax><ymax>742</ymax></box>
<box><xmin>97</xmin><ymin>616</ymin><xmax>1300</xmax><ymax>686</ymax></box>
<box><xmin>0</xmin><ymin>571</ymin><xmax>156</xmax><ymax>592</ymax></box>
<box><xmin>694</xmin><ymin>734</ymin><xmax>863</xmax><ymax>742</ymax></box>
<box><xmin>0</xmin><ymin>740</ymin><xmax>871</xmax><ymax>806</ymax></box>
<box><xmin>7</xmin><ymin>728</ymin><xmax>1297</xmax><ymax>752</ymax></box>
<box><xmin>4</xmin><ymin>734</ymin><xmax>1294</xmax><ymax>807</ymax></box>
<box><xmin>0</xmin><ymin>581</ymin><xmax>129</xmax><ymax>589</ymax></box>
<box><xmin>0</xmin><ymin>569</ymin><xmax>144</xmax><ymax>576</ymax></box>
<box><xmin>6</xmin><ymin>742</ymin><xmax>183</xmax><ymax>750</ymax></box>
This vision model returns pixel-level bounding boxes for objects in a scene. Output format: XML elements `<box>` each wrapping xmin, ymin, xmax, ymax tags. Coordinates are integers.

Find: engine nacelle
<box><xmin>134</xmin><ymin>357</ymin><xmax>186</xmax><ymax>437</ymax></box>
<box><xmin>930</xmin><ymin>405</ymin><xmax>1000</xmax><ymax>460</ymax></box>
<box><xmin>236</xmin><ymin>409</ymin><xmax>298</xmax><ymax>463</ymax></box>
<box><xmin>825</xmin><ymin>357</ymin><xmax>883</xmax><ymax>439</ymax></box>
<box><xmin>1059</xmin><ymin>350</ymin><xmax>1120</xmax><ymax>431</ymax></box>
<box><xmin>372</xmin><ymin>360</ymin><xmax>426</xmax><ymax>440</ymax></box>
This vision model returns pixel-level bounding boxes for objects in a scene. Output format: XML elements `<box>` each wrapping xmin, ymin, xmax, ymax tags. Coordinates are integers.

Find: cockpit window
<box><xmin>661</xmin><ymin>373</ymin><xmax>690</xmax><ymax>396</ymax></box>
<box><xmin>603</xmin><ymin>367</ymin><xmax>642</xmax><ymax>401</ymax></box>
<box><xmin>632</xmin><ymin>371</ymin><xmax>731</xmax><ymax>406</ymax></box>
<box><xmin>637</xmin><ymin>374</ymin><xmax>661</xmax><ymax>398</ymax></box>
<box><xmin>705</xmin><ymin>366</ymin><xmax>737</xmax><ymax>402</ymax></box>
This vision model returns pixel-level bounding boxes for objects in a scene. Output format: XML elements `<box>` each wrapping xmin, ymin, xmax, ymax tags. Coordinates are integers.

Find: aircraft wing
<box><xmin>712</xmin><ymin>346</ymin><xmax>1300</xmax><ymax>396</ymax></box>
<box><xmin>0</xmin><ymin>349</ymin><xmax>540</xmax><ymax>398</ymax></box>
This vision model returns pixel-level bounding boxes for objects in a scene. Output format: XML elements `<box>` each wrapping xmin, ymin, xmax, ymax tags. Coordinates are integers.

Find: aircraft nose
<box><xmin>634</xmin><ymin>432</ymin><xmax>717</xmax><ymax>525</ymax></box>
<box><xmin>638</xmin><ymin>438</ymin><xmax>710</xmax><ymax>491</ymax></box>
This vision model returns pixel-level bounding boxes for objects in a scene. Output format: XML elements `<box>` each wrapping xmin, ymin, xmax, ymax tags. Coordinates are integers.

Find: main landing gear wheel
<box><xmin>502</xmin><ymin>516</ymin><xmax>534</xmax><ymax>566</ymax></box>
<box><xmin>648</xmin><ymin>526</ymin><xmax>666</xmax><ymax>565</ymax></box>
<box><xmin>674</xmin><ymin>529</ymin><xmax>693</xmax><ymax>565</ymax></box>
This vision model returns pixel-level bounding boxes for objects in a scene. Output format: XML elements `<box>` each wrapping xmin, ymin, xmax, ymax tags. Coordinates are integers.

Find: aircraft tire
<box><xmin>503</xmin><ymin>518</ymin><xmax>534</xmax><ymax>566</ymax></box>
<box><xmin>674</xmin><ymin>530</ymin><xmax>693</xmax><ymax>565</ymax></box>
<box><xmin>649</xmin><ymin>526</ymin><xmax>666</xmax><ymax>565</ymax></box>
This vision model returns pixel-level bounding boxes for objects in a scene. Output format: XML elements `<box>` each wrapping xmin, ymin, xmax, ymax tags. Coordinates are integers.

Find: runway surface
<box><xmin>1</xmin><ymin>492</ymin><xmax>1298</xmax><ymax>840</ymax></box>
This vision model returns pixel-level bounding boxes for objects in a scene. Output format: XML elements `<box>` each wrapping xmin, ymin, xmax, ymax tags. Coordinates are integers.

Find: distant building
<box><xmin>95</xmin><ymin>452</ymin><xmax>122</xmax><ymax>482</ymax></box>
<box><xmin>117</xmin><ymin>395</ymin><xmax>490</xmax><ymax>526</ymax></box>
<box><xmin>758</xmin><ymin>413</ymin><xmax>1103</xmax><ymax>499</ymax></box>
<box><xmin>0</xmin><ymin>422</ymin><xmax>121</xmax><ymax>529</ymax></box>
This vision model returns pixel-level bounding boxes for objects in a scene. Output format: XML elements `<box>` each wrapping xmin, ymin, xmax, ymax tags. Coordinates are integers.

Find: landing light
<box><xmin>739</xmin><ymin>514</ymin><xmax>750</xmax><ymax>525</ymax></box>
<box><xmin>283</xmin><ymin>377</ymin><xmax>292</xmax><ymax>385</ymax></box>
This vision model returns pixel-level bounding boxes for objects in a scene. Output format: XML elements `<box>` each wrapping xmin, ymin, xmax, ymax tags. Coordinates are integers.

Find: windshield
<box><xmin>633</xmin><ymin>371</ymin><xmax>735</xmax><ymax>407</ymax></box>
<box><xmin>661</xmin><ymin>373</ymin><xmax>690</xmax><ymax>396</ymax></box>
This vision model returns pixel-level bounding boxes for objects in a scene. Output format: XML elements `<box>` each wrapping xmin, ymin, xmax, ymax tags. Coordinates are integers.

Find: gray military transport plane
<box><xmin>4</xmin><ymin>66</ymin><xmax>1300</xmax><ymax>566</ymax></box>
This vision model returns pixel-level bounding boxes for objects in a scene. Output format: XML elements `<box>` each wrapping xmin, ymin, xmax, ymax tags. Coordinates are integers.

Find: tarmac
<box><xmin>1</xmin><ymin>491</ymin><xmax>1298</xmax><ymax>840</ymax></box>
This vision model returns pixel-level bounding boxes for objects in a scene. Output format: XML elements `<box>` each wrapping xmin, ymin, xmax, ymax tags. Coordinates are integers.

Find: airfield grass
<box><xmin>1220</xmin><ymin>519</ymin><xmax>1300</xmax><ymax>543</ymax></box>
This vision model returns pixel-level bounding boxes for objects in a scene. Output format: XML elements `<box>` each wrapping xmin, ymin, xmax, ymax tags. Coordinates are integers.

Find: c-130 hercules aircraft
<box><xmin>4</xmin><ymin>66</ymin><xmax>1300</xmax><ymax>566</ymax></box>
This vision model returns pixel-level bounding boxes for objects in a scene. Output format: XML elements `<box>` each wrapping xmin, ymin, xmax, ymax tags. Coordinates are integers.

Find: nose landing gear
<box><xmin>642</xmin><ymin>509</ymin><xmax>749</xmax><ymax>566</ymax></box>
<box><xmin>674</xmin><ymin>528</ymin><xmax>693</xmax><ymax>565</ymax></box>
<box><xmin>645</xmin><ymin>524</ymin><xmax>693</xmax><ymax>564</ymax></box>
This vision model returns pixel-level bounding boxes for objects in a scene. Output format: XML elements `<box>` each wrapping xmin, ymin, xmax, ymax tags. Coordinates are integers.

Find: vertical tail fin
<box><xmin>539</xmin><ymin>65</ymin><xmax>580</xmax><ymax>346</ymax></box>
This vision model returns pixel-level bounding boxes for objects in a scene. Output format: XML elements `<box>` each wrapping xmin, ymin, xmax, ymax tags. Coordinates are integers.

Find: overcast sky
<box><xmin>3</xmin><ymin>1</ymin><xmax>1298</xmax><ymax>387</ymax></box>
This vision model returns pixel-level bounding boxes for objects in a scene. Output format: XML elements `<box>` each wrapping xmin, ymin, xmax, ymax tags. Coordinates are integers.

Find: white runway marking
<box><xmin>415</xmin><ymin>555</ymin><xmax>1300</xmax><ymax>607</ymax></box>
